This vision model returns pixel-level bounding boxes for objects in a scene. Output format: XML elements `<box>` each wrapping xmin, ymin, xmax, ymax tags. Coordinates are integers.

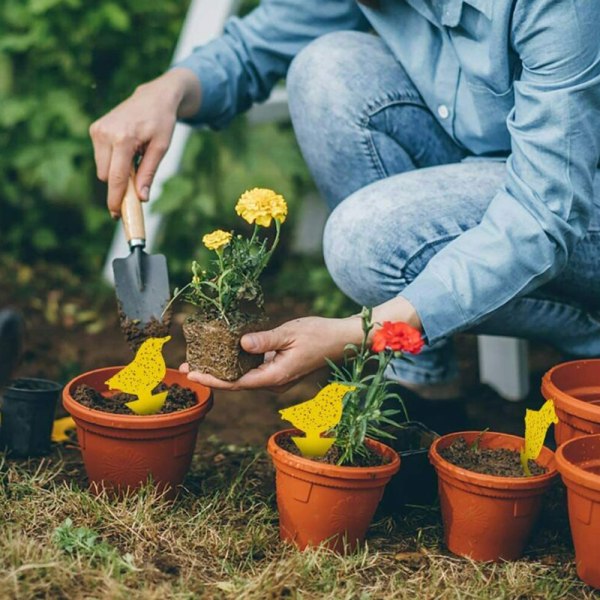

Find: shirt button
<box><xmin>437</xmin><ymin>104</ymin><xmax>450</xmax><ymax>119</ymax></box>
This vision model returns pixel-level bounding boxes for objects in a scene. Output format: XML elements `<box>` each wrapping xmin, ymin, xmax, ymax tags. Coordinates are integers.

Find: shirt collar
<box><xmin>429</xmin><ymin>0</ymin><xmax>492</xmax><ymax>27</ymax></box>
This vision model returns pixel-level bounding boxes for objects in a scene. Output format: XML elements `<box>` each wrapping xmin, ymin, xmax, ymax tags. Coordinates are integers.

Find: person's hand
<box><xmin>89</xmin><ymin>68</ymin><xmax>201</xmax><ymax>218</ymax></box>
<box><xmin>180</xmin><ymin>316</ymin><xmax>364</xmax><ymax>392</ymax></box>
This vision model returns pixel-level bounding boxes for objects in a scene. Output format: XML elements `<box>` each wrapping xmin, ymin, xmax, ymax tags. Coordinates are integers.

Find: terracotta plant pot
<box><xmin>63</xmin><ymin>367</ymin><xmax>212</xmax><ymax>499</ymax></box>
<box><xmin>381</xmin><ymin>421</ymin><xmax>439</xmax><ymax>513</ymax></box>
<box><xmin>183</xmin><ymin>314</ymin><xmax>265</xmax><ymax>381</ymax></box>
<box><xmin>555</xmin><ymin>434</ymin><xmax>600</xmax><ymax>589</ymax></box>
<box><xmin>267</xmin><ymin>429</ymin><xmax>400</xmax><ymax>552</ymax></box>
<box><xmin>429</xmin><ymin>431</ymin><xmax>558</xmax><ymax>561</ymax></box>
<box><xmin>542</xmin><ymin>359</ymin><xmax>600</xmax><ymax>445</ymax></box>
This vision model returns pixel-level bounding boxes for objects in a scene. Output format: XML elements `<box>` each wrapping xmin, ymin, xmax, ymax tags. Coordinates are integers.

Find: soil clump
<box><xmin>118</xmin><ymin>306</ymin><xmax>171</xmax><ymax>353</ymax></box>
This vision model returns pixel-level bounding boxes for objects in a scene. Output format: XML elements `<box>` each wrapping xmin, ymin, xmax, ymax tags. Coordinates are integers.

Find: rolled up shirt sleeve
<box><xmin>401</xmin><ymin>0</ymin><xmax>600</xmax><ymax>345</ymax></box>
<box><xmin>174</xmin><ymin>0</ymin><xmax>368</xmax><ymax>129</ymax></box>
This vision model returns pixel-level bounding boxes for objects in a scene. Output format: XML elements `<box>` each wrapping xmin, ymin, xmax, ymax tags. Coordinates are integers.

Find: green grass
<box><xmin>0</xmin><ymin>439</ymin><xmax>596</xmax><ymax>600</ymax></box>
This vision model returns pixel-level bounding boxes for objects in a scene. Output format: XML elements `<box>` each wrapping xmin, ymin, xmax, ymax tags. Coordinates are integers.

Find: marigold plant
<box><xmin>329</xmin><ymin>308</ymin><xmax>424</xmax><ymax>465</ymax></box>
<box><xmin>166</xmin><ymin>189</ymin><xmax>287</xmax><ymax>324</ymax></box>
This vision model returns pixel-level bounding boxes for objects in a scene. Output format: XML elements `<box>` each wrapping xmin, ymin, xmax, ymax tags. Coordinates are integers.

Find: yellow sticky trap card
<box><xmin>520</xmin><ymin>398</ymin><xmax>558</xmax><ymax>476</ymax></box>
<box><xmin>279</xmin><ymin>382</ymin><xmax>356</xmax><ymax>457</ymax></box>
<box><xmin>52</xmin><ymin>416</ymin><xmax>76</xmax><ymax>443</ymax></box>
<box><xmin>105</xmin><ymin>336</ymin><xmax>171</xmax><ymax>415</ymax></box>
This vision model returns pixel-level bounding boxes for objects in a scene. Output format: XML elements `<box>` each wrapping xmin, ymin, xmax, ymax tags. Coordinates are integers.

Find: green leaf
<box><xmin>32</xmin><ymin>228</ymin><xmax>58</xmax><ymax>250</ymax></box>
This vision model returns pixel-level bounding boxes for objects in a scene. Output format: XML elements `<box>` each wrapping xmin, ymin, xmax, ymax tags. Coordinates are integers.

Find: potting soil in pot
<box><xmin>73</xmin><ymin>382</ymin><xmax>195</xmax><ymax>415</ymax></box>
<box><xmin>439</xmin><ymin>436</ymin><xmax>546</xmax><ymax>477</ymax></box>
<box><xmin>118</xmin><ymin>305</ymin><xmax>171</xmax><ymax>353</ymax></box>
<box><xmin>277</xmin><ymin>432</ymin><xmax>389</xmax><ymax>467</ymax></box>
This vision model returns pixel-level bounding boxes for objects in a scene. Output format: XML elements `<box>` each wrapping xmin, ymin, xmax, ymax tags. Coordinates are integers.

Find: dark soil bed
<box><xmin>439</xmin><ymin>436</ymin><xmax>546</xmax><ymax>477</ymax></box>
<box><xmin>73</xmin><ymin>382</ymin><xmax>196</xmax><ymax>415</ymax></box>
<box><xmin>277</xmin><ymin>432</ymin><xmax>389</xmax><ymax>467</ymax></box>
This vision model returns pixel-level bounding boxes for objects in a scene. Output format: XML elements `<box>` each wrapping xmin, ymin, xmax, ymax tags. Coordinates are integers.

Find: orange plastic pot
<box><xmin>556</xmin><ymin>434</ymin><xmax>600</xmax><ymax>588</ymax></box>
<box><xmin>429</xmin><ymin>431</ymin><xmax>558</xmax><ymax>561</ymax></box>
<box><xmin>542</xmin><ymin>359</ymin><xmax>600</xmax><ymax>445</ymax></box>
<box><xmin>267</xmin><ymin>429</ymin><xmax>400</xmax><ymax>552</ymax></box>
<box><xmin>63</xmin><ymin>367</ymin><xmax>212</xmax><ymax>499</ymax></box>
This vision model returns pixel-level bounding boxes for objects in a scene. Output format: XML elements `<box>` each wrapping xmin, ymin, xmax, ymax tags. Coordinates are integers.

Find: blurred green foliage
<box><xmin>1</xmin><ymin>0</ymin><xmax>352</xmax><ymax>317</ymax></box>
<box><xmin>1</xmin><ymin>0</ymin><xmax>187</xmax><ymax>271</ymax></box>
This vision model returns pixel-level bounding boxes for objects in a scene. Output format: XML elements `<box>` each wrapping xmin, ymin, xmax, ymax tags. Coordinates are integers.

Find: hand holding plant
<box><xmin>170</xmin><ymin>188</ymin><xmax>288</xmax><ymax>381</ymax></box>
<box><xmin>277</xmin><ymin>307</ymin><xmax>425</xmax><ymax>466</ymax></box>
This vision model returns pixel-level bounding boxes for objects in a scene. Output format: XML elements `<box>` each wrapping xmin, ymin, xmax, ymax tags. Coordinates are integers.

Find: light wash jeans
<box><xmin>287</xmin><ymin>31</ymin><xmax>600</xmax><ymax>385</ymax></box>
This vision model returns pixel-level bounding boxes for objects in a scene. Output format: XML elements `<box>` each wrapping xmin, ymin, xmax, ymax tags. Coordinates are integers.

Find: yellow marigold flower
<box><xmin>235</xmin><ymin>188</ymin><xmax>288</xmax><ymax>227</ymax></box>
<box><xmin>202</xmin><ymin>229</ymin><xmax>232</xmax><ymax>251</ymax></box>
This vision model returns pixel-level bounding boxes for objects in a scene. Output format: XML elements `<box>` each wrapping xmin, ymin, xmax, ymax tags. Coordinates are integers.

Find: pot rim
<box><xmin>555</xmin><ymin>433</ymin><xmax>600</xmax><ymax>492</ymax></box>
<box><xmin>6</xmin><ymin>377</ymin><xmax>63</xmax><ymax>394</ymax></box>
<box><xmin>429</xmin><ymin>431</ymin><xmax>558</xmax><ymax>490</ymax></box>
<box><xmin>267</xmin><ymin>429</ymin><xmax>400</xmax><ymax>480</ymax></box>
<box><xmin>542</xmin><ymin>359</ymin><xmax>600</xmax><ymax>423</ymax></box>
<box><xmin>63</xmin><ymin>366</ymin><xmax>213</xmax><ymax>430</ymax></box>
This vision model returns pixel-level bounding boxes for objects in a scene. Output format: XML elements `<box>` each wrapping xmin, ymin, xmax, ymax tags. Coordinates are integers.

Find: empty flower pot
<box><xmin>63</xmin><ymin>367</ymin><xmax>212</xmax><ymax>499</ymax></box>
<box><xmin>267</xmin><ymin>429</ymin><xmax>400</xmax><ymax>553</ymax></box>
<box><xmin>381</xmin><ymin>421</ymin><xmax>439</xmax><ymax>512</ymax></box>
<box><xmin>0</xmin><ymin>377</ymin><xmax>62</xmax><ymax>457</ymax></box>
<box><xmin>542</xmin><ymin>359</ymin><xmax>600</xmax><ymax>446</ymax></box>
<box><xmin>429</xmin><ymin>431</ymin><xmax>558</xmax><ymax>561</ymax></box>
<box><xmin>556</xmin><ymin>434</ymin><xmax>600</xmax><ymax>589</ymax></box>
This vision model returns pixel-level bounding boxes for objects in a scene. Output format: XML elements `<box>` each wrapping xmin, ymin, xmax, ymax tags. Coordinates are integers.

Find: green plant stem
<box><xmin>161</xmin><ymin>282</ymin><xmax>192</xmax><ymax>319</ymax></box>
<box><xmin>265</xmin><ymin>219</ymin><xmax>281</xmax><ymax>263</ymax></box>
<box><xmin>470</xmin><ymin>428</ymin><xmax>490</xmax><ymax>453</ymax></box>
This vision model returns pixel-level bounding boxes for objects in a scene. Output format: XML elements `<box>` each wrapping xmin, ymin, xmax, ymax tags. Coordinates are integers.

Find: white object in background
<box><xmin>103</xmin><ymin>0</ymin><xmax>240</xmax><ymax>283</ymax></box>
<box><xmin>290</xmin><ymin>193</ymin><xmax>329</xmax><ymax>256</ymax></box>
<box><xmin>247</xmin><ymin>86</ymin><xmax>290</xmax><ymax>124</ymax></box>
<box><xmin>477</xmin><ymin>335</ymin><xmax>529</xmax><ymax>402</ymax></box>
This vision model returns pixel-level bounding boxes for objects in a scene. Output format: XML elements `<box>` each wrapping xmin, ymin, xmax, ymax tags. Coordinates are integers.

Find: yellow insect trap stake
<box><xmin>104</xmin><ymin>336</ymin><xmax>171</xmax><ymax>415</ymax></box>
<box><xmin>279</xmin><ymin>383</ymin><xmax>356</xmax><ymax>458</ymax></box>
<box><xmin>520</xmin><ymin>399</ymin><xmax>558</xmax><ymax>476</ymax></box>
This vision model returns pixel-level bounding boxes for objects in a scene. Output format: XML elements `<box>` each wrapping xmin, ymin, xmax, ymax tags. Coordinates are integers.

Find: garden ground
<box><xmin>1</xmin><ymin>256</ymin><xmax>597</xmax><ymax>599</ymax></box>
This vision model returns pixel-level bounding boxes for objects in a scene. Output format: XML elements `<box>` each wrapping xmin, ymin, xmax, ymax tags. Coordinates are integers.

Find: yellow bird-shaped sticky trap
<box><xmin>279</xmin><ymin>383</ymin><xmax>356</xmax><ymax>457</ymax></box>
<box><xmin>105</xmin><ymin>336</ymin><xmax>171</xmax><ymax>415</ymax></box>
<box><xmin>520</xmin><ymin>399</ymin><xmax>558</xmax><ymax>476</ymax></box>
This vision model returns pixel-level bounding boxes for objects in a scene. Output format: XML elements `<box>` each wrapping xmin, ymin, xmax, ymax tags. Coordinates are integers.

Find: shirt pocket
<box><xmin>464</xmin><ymin>80</ymin><xmax>514</xmax><ymax>145</ymax></box>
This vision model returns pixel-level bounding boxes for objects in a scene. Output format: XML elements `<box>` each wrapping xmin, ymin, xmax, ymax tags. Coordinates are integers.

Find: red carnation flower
<box><xmin>371</xmin><ymin>321</ymin><xmax>424</xmax><ymax>354</ymax></box>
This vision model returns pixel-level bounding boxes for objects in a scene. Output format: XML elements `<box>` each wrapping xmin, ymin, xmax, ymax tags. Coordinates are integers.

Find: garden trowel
<box><xmin>112</xmin><ymin>173</ymin><xmax>170</xmax><ymax>326</ymax></box>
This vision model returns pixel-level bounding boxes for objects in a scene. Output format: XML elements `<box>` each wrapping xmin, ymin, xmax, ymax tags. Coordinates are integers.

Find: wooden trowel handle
<box><xmin>121</xmin><ymin>172</ymin><xmax>146</xmax><ymax>245</ymax></box>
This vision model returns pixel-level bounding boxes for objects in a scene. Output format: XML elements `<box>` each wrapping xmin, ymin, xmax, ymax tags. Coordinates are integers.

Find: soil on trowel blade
<box><xmin>118</xmin><ymin>306</ymin><xmax>171</xmax><ymax>353</ymax></box>
<box><xmin>439</xmin><ymin>436</ymin><xmax>546</xmax><ymax>477</ymax></box>
<box><xmin>277</xmin><ymin>432</ymin><xmax>388</xmax><ymax>467</ymax></box>
<box><xmin>73</xmin><ymin>382</ymin><xmax>196</xmax><ymax>415</ymax></box>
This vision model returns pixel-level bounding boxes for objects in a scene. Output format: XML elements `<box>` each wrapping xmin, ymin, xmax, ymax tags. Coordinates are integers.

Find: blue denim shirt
<box><xmin>177</xmin><ymin>1</ymin><xmax>600</xmax><ymax>344</ymax></box>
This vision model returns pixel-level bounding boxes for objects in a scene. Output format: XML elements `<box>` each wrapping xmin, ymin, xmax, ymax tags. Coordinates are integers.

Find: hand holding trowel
<box><xmin>113</xmin><ymin>170</ymin><xmax>171</xmax><ymax>350</ymax></box>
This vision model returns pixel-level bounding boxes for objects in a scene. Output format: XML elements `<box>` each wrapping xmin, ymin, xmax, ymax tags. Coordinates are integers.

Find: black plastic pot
<box><xmin>0</xmin><ymin>309</ymin><xmax>23</xmax><ymax>389</ymax></box>
<box><xmin>380</xmin><ymin>421</ymin><xmax>440</xmax><ymax>512</ymax></box>
<box><xmin>0</xmin><ymin>378</ymin><xmax>62</xmax><ymax>457</ymax></box>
